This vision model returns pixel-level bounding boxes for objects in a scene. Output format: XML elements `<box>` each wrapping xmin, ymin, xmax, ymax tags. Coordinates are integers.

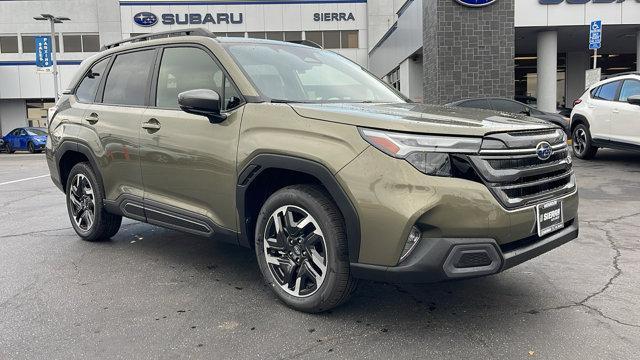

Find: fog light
<box><xmin>399</xmin><ymin>226</ymin><xmax>421</xmax><ymax>262</ymax></box>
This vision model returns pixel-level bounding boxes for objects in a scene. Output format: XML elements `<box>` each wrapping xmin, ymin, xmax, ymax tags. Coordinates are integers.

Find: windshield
<box><xmin>26</xmin><ymin>128</ymin><xmax>47</xmax><ymax>136</ymax></box>
<box><xmin>224</xmin><ymin>42</ymin><xmax>406</xmax><ymax>103</ymax></box>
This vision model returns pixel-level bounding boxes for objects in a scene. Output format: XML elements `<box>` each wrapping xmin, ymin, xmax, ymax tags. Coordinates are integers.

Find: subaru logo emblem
<box><xmin>536</xmin><ymin>141</ymin><xmax>553</xmax><ymax>161</ymax></box>
<box><xmin>134</xmin><ymin>12</ymin><xmax>158</xmax><ymax>27</ymax></box>
<box><xmin>455</xmin><ymin>0</ymin><xmax>497</xmax><ymax>7</ymax></box>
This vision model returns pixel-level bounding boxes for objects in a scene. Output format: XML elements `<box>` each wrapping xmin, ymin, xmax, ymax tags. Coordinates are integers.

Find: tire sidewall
<box><xmin>255</xmin><ymin>187</ymin><xmax>346</xmax><ymax>312</ymax></box>
<box><xmin>28</xmin><ymin>142</ymin><xmax>35</xmax><ymax>153</ymax></box>
<box><xmin>572</xmin><ymin>124</ymin><xmax>592</xmax><ymax>158</ymax></box>
<box><xmin>65</xmin><ymin>163</ymin><xmax>107</xmax><ymax>241</ymax></box>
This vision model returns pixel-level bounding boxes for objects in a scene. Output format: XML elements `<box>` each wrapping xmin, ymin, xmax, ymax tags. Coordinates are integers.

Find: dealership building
<box><xmin>0</xmin><ymin>0</ymin><xmax>639</xmax><ymax>133</ymax></box>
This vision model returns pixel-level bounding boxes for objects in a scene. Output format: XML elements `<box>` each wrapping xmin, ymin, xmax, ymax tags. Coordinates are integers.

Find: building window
<box><xmin>0</xmin><ymin>35</ymin><xmax>19</xmax><ymax>53</ymax></box>
<box><xmin>266</xmin><ymin>32</ymin><xmax>284</xmax><ymax>41</ymax></box>
<box><xmin>303</xmin><ymin>30</ymin><xmax>359</xmax><ymax>49</ymax></box>
<box><xmin>248</xmin><ymin>32</ymin><xmax>266</xmax><ymax>39</ymax></box>
<box><xmin>341</xmin><ymin>30</ymin><xmax>358</xmax><ymax>48</ymax></box>
<box><xmin>284</xmin><ymin>31</ymin><xmax>302</xmax><ymax>42</ymax></box>
<box><xmin>323</xmin><ymin>31</ymin><xmax>340</xmax><ymax>48</ymax></box>
<box><xmin>305</xmin><ymin>31</ymin><xmax>323</xmax><ymax>46</ymax></box>
<box><xmin>226</xmin><ymin>32</ymin><xmax>245</xmax><ymax>37</ymax></box>
<box><xmin>63</xmin><ymin>34</ymin><xmax>100</xmax><ymax>52</ymax></box>
<box><xmin>388</xmin><ymin>68</ymin><xmax>400</xmax><ymax>91</ymax></box>
<box><xmin>21</xmin><ymin>35</ymin><xmax>60</xmax><ymax>53</ymax></box>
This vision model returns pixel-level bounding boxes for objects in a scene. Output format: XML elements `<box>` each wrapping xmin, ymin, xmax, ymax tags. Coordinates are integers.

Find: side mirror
<box><xmin>627</xmin><ymin>95</ymin><xmax>640</xmax><ymax>106</ymax></box>
<box><xmin>178</xmin><ymin>89</ymin><xmax>227</xmax><ymax>123</ymax></box>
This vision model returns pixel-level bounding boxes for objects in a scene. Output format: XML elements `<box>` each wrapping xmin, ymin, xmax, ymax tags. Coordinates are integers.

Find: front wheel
<box><xmin>66</xmin><ymin>162</ymin><xmax>122</xmax><ymax>242</ymax></box>
<box><xmin>572</xmin><ymin>124</ymin><xmax>598</xmax><ymax>160</ymax></box>
<box><xmin>255</xmin><ymin>185</ymin><xmax>357</xmax><ymax>313</ymax></box>
<box><xmin>27</xmin><ymin>141</ymin><xmax>36</xmax><ymax>153</ymax></box>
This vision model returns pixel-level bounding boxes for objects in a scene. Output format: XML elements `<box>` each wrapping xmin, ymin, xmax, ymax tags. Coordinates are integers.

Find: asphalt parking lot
<box><xmin>1</xmin><ymin>151</ymin><xmax>639</xmax><ymax>359</ymax></box>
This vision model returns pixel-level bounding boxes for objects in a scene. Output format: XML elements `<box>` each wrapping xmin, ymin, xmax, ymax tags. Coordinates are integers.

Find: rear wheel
<box><xmin>255</xmin><ymin>185</ymin><xmax>357</xmax><ymax>313</ymax></box>
<box><xmin>6</xmin><ymin>143</ymin><xmax>15</xmax><ymax>154</ymax></box>
<box><xmin>572</xmin><ymin>124</ymin><xmax>598</xmax><ymax>160</ymax></box>
<box><xmin>66</xmin><ymin>162</ymin><xmax>122</xmax><ymax>242</ymax></box>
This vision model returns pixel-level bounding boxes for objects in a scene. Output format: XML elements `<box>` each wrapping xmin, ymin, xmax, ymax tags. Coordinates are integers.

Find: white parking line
<box><xmin>0</xmin><ymin>174</ymin><xmax>50</xmax><ymax>186</ymax></box>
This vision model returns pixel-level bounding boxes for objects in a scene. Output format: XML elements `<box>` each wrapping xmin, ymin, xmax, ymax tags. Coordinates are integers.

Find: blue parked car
<box><xmin>2</xmin><ymin>127</ymin><xmax>48</xmax><ymax>153</ymax></box>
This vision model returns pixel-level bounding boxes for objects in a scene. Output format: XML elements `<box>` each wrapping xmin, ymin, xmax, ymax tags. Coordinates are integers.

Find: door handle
<box><xmin>142</xmin><ymin>118</ymin><xmax>161</xmax><ymax>132</ymax></box>
<box><xmin>85</xmin><ymin>112</ymin><xmax>99</xmax><ymax>124</ymax></box>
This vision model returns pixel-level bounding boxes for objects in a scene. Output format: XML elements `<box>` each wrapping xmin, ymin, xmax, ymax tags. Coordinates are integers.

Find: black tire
<box><xmin>572</xmin><ymin>124</ymin><xmax>598</xmax><ymax>160</ymax></box>
<box><xmin>27</xmin><ymin>141</ymin><xmax>35</xmax><ymax>154</ymax></box>
<box><xmin>6</xmin><ymin>143</ymin><xmax>15</xmax><ymax>154</ymax></box>
<box><xmin>255</xmin><ymin>184</ymin><xmax>357</xmax><ymax>313</ymax></box>
<box><xmin>66</xmin><ymin>162</ymin><xmax>122</xmax><ymax>242</ymax></box>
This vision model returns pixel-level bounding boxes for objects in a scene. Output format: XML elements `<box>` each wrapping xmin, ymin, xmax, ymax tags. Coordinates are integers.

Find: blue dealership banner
<box><xmin>35</xmin><ymin>36</ymin><xmax>52</xmax><ymax>69</ymax></box>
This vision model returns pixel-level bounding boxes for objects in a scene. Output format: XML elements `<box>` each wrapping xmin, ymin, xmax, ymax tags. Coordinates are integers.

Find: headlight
<box><xmin>359</xmin><ymin>128</ymin><xmax>482</xmax><ymax>177</ymax></box>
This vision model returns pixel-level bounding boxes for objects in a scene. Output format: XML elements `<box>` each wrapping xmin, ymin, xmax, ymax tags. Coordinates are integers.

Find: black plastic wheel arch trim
<box><xmin>236</xmin><ymin>153</ymin><xmax>361</xmax><ymax>262</ymax></box>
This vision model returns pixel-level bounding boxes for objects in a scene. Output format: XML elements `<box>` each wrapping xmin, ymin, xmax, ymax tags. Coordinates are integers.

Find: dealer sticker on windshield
<box><xmin>536</xmin><ymin>200</ymin><xmax>564</xmax><ymax>237</ymax></box>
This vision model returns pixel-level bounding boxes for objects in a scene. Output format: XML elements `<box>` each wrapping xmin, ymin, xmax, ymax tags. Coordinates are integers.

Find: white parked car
<box><xmin>570</xmin><ymin>72</ymin><xmax>640</xmax><ymax>159</ymax></box>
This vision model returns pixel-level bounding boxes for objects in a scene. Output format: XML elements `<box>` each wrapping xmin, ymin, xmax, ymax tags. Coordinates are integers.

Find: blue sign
<box><xmin>455</xmin><ymin>0</ymin><xmax>497</xmax><ymax>7</ymax></box>
<box><xmin>589</xmin><ymin>20</ymin><xmax>602</xmax><ymax>50</ymax></box>
<box><xmin>134</xmin><ymin>12</ymin><xmax>158</xmax><ymax>27</ymax></box>
<box><xmin>35</xmin><ymin>36</ymin><xmax>52</xmax><ymax>68</ymax></box>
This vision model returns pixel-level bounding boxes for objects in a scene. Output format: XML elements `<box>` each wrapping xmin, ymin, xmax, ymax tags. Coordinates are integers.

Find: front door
<box><xmin>84</xmin><ymin>49</ymin><xmax>157</xmax><ymax>206</ymax></box>
<box><xmin>611</xmin><ymin>79</ymin><xmax>640</xmax><ymax>146</ymax></box>
<box><xmin>588</xmin><ymin>80</ymin><xmax>622</xmax><ymax>141</ymax></box>
<box><xmin>140</xmin><ymin>46</ymin><xmax>245</xmax><ymax>237</ymax></box>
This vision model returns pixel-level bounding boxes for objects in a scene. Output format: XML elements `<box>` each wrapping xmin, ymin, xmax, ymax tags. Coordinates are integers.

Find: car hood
<box><xmin>289</xmin><ymin>102</ymin><xmax>556</xmax><ymax>137</ymax></box>
<box><xmin>33</xmin><ymin>135</ymin><xmax>47</xmax><ymax>142</ymax></box>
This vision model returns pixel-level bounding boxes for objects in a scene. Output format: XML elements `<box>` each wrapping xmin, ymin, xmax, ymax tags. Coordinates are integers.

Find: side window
<box><xmin>457</xmin><ymin>99</ymin><xmax>492</xmax><ymax>110</ymax></box>
<box><xmin>75</xmin><ymin>57</ymin><xmax>109</xmax><ymax>103</ymax></box>
<box><xmin>102</xmin><ymin>49</ymin><xmax>156</xmax><ymax>106</ymax></box>
<box><xmin>224</xmin><ymin>77</ymin><xmax>242</xmax><ymax>109</ymax></box>
<box><xmin>593</xmin><ymin>81</ymin><xmax>620</xmax><ymax>101</ymax></box>
<box><xmin>18</xmin><ymin>129</ymin><xmax>27</xmax><ymax>136</ymax></box>
<box><xmin>491</xmin><ymin>99</ymin><xmax>528</xmax><ymax>114</ymax></box>
<box><xmin>157</xmin><ymin>47</ymin><xmax>240</xmax><ymax>110</ymax></box>
<box><xmin>11</xmin><ymin>129</ymin><xmax>21</xmax><ymax>136</ymax></box>
<box><xmin>619</xmin><ymin>80</ymin><xmax>640</xmax><ymax>103</ymax></box>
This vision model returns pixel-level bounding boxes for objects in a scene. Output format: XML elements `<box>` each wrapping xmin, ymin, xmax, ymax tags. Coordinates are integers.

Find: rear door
<box><xmin>588</xmin><ymin>80</ymin><xmax>622</xmax><ymax>141</ymax></box>
<box><xmin>610</xmin><ymin>79</ymin><xmax>640</xmax><ymax>146</ymax></box>
<box><xmin>83</xmin><ymin>48</ymin><xmax>157</xmax><ymax>206</ymax></box>
<box><xmin>139</xmin><ymin>45</ymin><xmax>245</xmax><ymax>236</ymax></box>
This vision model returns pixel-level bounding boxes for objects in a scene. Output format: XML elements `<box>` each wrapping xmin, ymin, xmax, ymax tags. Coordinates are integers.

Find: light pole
<box><xmin>34</xmin><ymin>14</ymin><xmax>70</xmax><ymax>102</ymax></box>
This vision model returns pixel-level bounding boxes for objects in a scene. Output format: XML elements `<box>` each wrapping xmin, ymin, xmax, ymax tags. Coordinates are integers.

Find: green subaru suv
<box><xmin>46</xmin><ymin>29</ymin><xmax>578</xmax><ymax>312</ymax></box>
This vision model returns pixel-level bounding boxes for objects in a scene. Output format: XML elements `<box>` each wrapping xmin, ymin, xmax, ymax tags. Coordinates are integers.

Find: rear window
<box><xmin>593</xmin><ymin>81</ymin><xmax>621</xmax><ymax>101</ymax></box>
<box><xmin>102</xmin><ymin>50</ymin><xmax>156</xmax><ymax>106</ymax></box>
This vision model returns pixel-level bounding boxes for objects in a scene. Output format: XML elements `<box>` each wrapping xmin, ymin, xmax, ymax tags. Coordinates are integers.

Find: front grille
<box><xmin>468</xmin><ymin>129</ymin><xmax>575</xmax><ymax>209</ymax></box>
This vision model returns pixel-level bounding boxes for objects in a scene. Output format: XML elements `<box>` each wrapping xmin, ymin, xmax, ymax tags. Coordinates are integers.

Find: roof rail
<box><xmin>602</xmin><ymin>71</ymin><xmax>640</xmax><ymax>79</ymax></box>
<box><xmin>287</xmin><ymin>40</ymin><xmax>323</xmax><ymax>49</ymax></box>
<box><xmin>101</xmin><ymin>28</ymin><xmax>215</xmax><ymax>51</ymax></box>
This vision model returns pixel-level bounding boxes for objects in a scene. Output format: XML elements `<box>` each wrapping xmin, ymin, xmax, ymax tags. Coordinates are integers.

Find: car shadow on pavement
<box><xmin>106</xmin><ymin>220</ymin><xmax>548</xmax><ymax>334</ymax></box>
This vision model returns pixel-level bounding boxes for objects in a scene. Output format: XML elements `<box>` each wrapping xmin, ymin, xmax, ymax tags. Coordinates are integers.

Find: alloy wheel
<box><xmin>263</xmin><ymin>205</ymin><xmax>328</xmax><ymax>298</ymax></box>
<box><xmin>69</xmin><ymin>174</ymin><xmax>96</xmax><ymax>231</ymax></box>
<box><xmin>573</xmin><ymin>128</ymin><xmax>587</xmax><ymax>155</ymax></box>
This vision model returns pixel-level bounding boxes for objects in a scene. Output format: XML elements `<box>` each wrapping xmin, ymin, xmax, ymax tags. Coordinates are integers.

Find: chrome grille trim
<box><xmin>479</xmin><ymin>143</ymin><xmax>567</xmax><ymax>156</ymax></box>
<box><xmin>470</xmin><ymin>130</ymin><xmax>575</xmax><ymax>209</ymax></box>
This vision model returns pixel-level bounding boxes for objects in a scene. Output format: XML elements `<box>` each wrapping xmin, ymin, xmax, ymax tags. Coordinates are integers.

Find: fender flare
<box><xmin>236</xmin><ymin>153</ymin><xmax>361</xmax><ymax>262</ymax></box>
<box><xmin>54</xmin><ymin>139</ymin><xmax>105</xmax><ymax>191</ymax></box>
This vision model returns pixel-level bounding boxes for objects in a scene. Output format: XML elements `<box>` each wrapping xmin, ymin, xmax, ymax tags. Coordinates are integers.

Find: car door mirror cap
<box><xmin>178</xmin><ymin>89</ymin><xmax>227</xmax><ymax>124</ymax></box>
<box><xmin>627</xmin><ymin>95</ymin><xmax>640</xmax><ymax>106</ymax></box>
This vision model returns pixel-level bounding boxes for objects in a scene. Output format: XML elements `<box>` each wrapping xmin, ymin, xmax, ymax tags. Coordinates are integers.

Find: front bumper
<box><xmin>351</xmin><ymin>218</ymin><xmax>578</xmax><ymax>283</ymax></box>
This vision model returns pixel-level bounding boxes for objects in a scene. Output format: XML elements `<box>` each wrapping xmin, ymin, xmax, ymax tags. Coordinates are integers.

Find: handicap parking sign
<box><xmin>589</xmin><ymin>20</ymin><xmax>602</xmax><ymax>50</ymax></box>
